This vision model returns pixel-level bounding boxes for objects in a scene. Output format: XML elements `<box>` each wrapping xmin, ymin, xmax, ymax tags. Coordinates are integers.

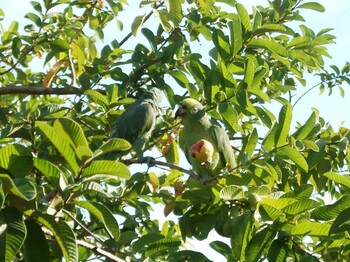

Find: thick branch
<box><xmin>0</xmin><ymin>85</ymin><xmax>105</xmax><ymax>96</ymax></box>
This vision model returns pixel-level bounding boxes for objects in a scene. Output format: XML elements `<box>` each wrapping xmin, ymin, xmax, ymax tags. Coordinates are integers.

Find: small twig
<box><xmin>121</xmin><ymin>157</ymin><xmax>198</xmax><ymax>179</ymax></box>
<box><xmin>62</xmin><ymin>209</ymin><xmax>109</xmax><ymax>249</ymax></box>
<box><xmin>41</xmin><ymin>226</ymin><xmax>125</xmax><ymax>262</ymax></box>
<box><xmin>76</xmin><ymin>239</ymin><xmax>126</xmax><ymax>262</ymax></box>
<box><xmin>118</xmin><ymin>1</ymin><xmax>165</xmax><ymax>47</ymax></box>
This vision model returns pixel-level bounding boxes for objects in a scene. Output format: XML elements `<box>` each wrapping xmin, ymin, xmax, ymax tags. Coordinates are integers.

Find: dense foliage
<box><xmin>1</xmin><ymin>0</ymin><xmax>350</xmax><ymax>261</ymax></box>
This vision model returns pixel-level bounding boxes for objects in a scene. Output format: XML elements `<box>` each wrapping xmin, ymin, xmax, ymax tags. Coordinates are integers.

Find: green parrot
<box><xmin>175</xmin><ymin>98</ymin><xmax>235</xmax><ymax>177</ymax></box>
<box><xmin>108</xmin><ymin>87</ymin><xmax>162</xmax><ymax>159</ymax></box>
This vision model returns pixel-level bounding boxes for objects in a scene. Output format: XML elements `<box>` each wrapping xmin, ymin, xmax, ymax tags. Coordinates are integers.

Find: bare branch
<box><xmin>0</xmin><ymin>85</ymin><xmax>106</xmax><ymax>96</ymax></box>
<box><xmin>76</xmin><ymin>239</ymin><xmax>126</xmax><ymax>262</ymax></box>
<box><xmin>121</xmin><ymin>157</ymin><xmax>198</xmax><ymax>179</ymax></box>
<box><xmin>41</xmin><ymin>227</ymin><xmax>126</xmax><ymax>262</ymax></box>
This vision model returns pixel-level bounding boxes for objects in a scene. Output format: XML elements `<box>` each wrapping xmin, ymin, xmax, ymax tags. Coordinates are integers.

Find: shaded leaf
<box><xmin>23</xmin><ymin>220</ymin><xmax>50</xmax><ymax>262</ymax></box>
<box><xmin>0</xmin><ymin>207</ymin><xmax>26</xmax><ymax>262</ymax></box>
<box><xmin>31</xmin><ymin>212</ymin><xmax>77</xmax><ymax>262</ymax></box>
<box><xmin>291</xmin><ymin>221</ymin><xmax>331</xmax><ymax>236</ymax></box>
<box><xmin>76</xmin><ymin>201</ymin><xmax>119</xmax><ymax>240</ymax></box>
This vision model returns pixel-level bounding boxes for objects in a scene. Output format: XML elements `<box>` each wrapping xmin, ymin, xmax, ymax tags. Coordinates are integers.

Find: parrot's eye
<box><xmin>190</xmin><ymin>108</ymin><xmax>198</xmax><ymax>114</ymax></box>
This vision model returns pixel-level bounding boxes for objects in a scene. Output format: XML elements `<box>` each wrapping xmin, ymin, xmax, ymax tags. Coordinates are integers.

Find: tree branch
<box><xmin>0</xmin><ymin>85</ymin><xmax>106</xmax><ymax>96</ymax></box>
<box><xmin>121</xmin><ymin>157</ymin><xmax>198</xmax><ymax>179</ymax></box>
<box><xmin>118</xmin><ymin>1</ymin><xmax>165</xmax><ymax>47</ymax></box>
<box><xmin>76</xmin><ymin>239</ymin><xmax>126</xmax><ymax>262</ymax></box>
<box><xmin>41</xmin><ymin>227</ymin><xmax>126</xmax><ymax>262</ymax></box>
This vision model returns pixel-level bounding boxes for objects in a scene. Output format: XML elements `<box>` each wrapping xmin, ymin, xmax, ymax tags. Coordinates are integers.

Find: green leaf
<box><xmin>195</xmin><ymin>0</ymin><xmax>214</xmax><ymax>12</ymax></box>
<box><xmin>50</xmin><ymin>38</ymin><xmax>71</xmax><ymax>52</ymax></box>
<box><xmin>165</xmin><ymin>0</ymin><xmax>183</xmax><ymax>27</ymax></box>
<box><xmin>76</xmin><ymin>201</ymin><xmax>119</xmax><ymax>240</ymax></box>
<box><xmin>246</xmin><ymin>227</ymin><xmax>276</xmax><ymax>261</ymax></box>
<box><xmin>85</xmin><ymin>89</ymin><xmax>109</xmax><ymax>111</ymax></box>
<box><xmin>322</xmin><ymin>172</ymin><xmax>350</xmax><ymax>189</ymax></box>
<box><xmin>141</xmin><ymin>28</ymin><xmax>157</xmax><ymax>51</ymax></box>
<box><xmin>0</xmin><ymin>174</ymin><xmax>36</xmax><ymax>201</ymax></box>
<box><xmin>293</xmin><ymin>111</ymin><xmax>317</xmax><ymax>140</ymax></box>
<box><xmin>212</xmin><ymin>29</ymin><xmax>231</xmax><ymax>60</ymax></box>
<box><xmin>282</xmin><ymin>199</ymin><xmax>320</xmax><ymax>215</ymax></box>
<box><xmin>218</xmin><ymin>102</ymin><xmax>240</xmax><ymax>132</ymax></box>
<box><xmin>259</xmin><ymin>204</ymin><xmax>285</xmax><ymax>222</ymax></box>
<box><xmin>0</xmin><ymin>144</ymin><xmax>32</xmax><ymax>178</ymax></box>
<box><xmin>145</xmin><ymin>237</ymin><xmax>181</xmax><ymax>257</ymax></box>
<box><xmin>242</xmin><ymin>128</ymin><xmax>258</xmax><ymax>159</ymax></box>
<box><xmin>291</xmin><ymin>221</ymin><xmax>331</xmax><ymax>236</ymax></box>
<box><xmin>311</xmin><ymin>195</ymin><xmax>350</xmax><ymax>220</ymax></box>
<box><xmin>33</xmin><ymin>158</ymin><xmax>67</xmax><ymax>193</ymax></box>
<box><xmin>220</xmin><ymin>185</ymin><xmax>245</xmax><ymax>201</ymax></box>
<box><xmin>36</xmin><ymin>121</ymin><xmax>79</xmax><ymax>175</ymax></box>
<box><xmin>169</xmin><ymin>250</ymin><xmax>210</xmax><ymax>261</ymax></box>
<box><xmin>231</xmin><ymin>213</ymin><xmax>253</xmax><ymax>261</ymax></box>
<box><xmin>131</xmin><ymin>15</ymin><xmax>145</xmax><ymax>36</ymax></box>
<box><xmin>247</xmin><ymin>38</ymin><xmax>289</xmax><ymax>57</ymax></box>
<box><xmin>297</xmin><ymin>2</ymin><xmax>325</xmax><ymax>12</ymax></box>
<box><xmin>275</xmin><ymin>103</ymin><xmax>292</xmax><ymax>147</ymax></box>
<box><xmin>132</xmin><ymin>233</ymin><xmax>164</xmax><ymax>252</ymax></box>
<box><xmin>31</xmin><ymin>212</ymin><xmax>77</xmax><ymax>262</ymax></box>
<box><xmin>253</xmin><ymin>24</ymin><xmax>286</xmax><ymax>35</ymax></box>
<box><xmin>243</xmin><ymin>57</ymin><xmax>255</xmax><ymax>88</ymax></box>
<box><xmin>262</xmin><ymin>122</ymin><xmax>278</xmax><ymax>151</ymax></box>
<box><xmin>329</xmin><ymin>207</ymin><xmax>350</xmax><ymax>234</ymax></box>
<box><xmin>267</xmin><ymin>239</ymin><xmax>289</xmax><ymax>262</ymax></box>
<box><xmin>95</xmin><ymin>138</ymin><xmax>131</xmax><ymax>157</ymax></box>
<box><xmin>276</xmin><ymin>146</ymin><xmax>308</xmax><ymax>172</ymax></box>
<box><xmin>23</xmin><ymin>220</ymin><xmax>50</xmax><ymax>262</ymax></box>
<box><xmin>53</xmin><ymin>118</ymin><xmax>89</xmax><ymax>149</ymax></box>
<box><xmin>210</xmin><ymin>241</ymin><xmax>231</xmax><ymax>260</ymax></box>
<box><xmin>81</xmin><ymin>160</ymin><xmax>130</xmax><ymax>179</ymax></box>
<box><xmin>0</xmin><ymin>207</ymin><xmax>26</xmax><ymax>262</ymax></box>
<box><xmin>236</xmin><ymin>3</ymin><xmax>252</xmax><ymax>31</ymax></box>
<box><xmin>228</xmin><ymin>18</ymin><xmax>243</xmax><ymax>56</ymax></box>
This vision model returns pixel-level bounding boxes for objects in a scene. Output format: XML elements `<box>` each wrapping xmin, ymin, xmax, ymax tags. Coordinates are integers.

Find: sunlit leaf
<box><xmin>297</xmin><ymin>2</ymin><xmax>325</xmax><ymax>12</ymax></box>
<box><xmin>291</xmin><ymin>221</ymin><xmax>331</xmax><ymax>236</ymax></box>
<box><xmin>81</xmin><ymin>160</ymin><xmax>130</xmax><ymax>179</ymax></box>
<box><xmin>276</xmin><ymin>146</ymin><xmax>308</xmax><ymax>172</ymax></box>
<box><xmin>275</xmin><ymin>103</ymin><xmax>292</xmax><ymax>147</ymax></box>
<box><xmin>36</xmin><ymin>122</ymin><xmax>80</xmax><ymax>175</ymax></box>
<box><xmin>323</xmin><ymin>172</ymin><xmax>350</xmax><ymax>189</ymax></box>
<box><xmin>247</xmin><ymin>38</ymin><xmax>288</xmax><ymax>57</ymax></box>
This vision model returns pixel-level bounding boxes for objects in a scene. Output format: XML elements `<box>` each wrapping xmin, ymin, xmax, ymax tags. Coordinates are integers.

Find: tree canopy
<box><xmin>0</xmin><ymin>0</ymin><xmax>350</xmax><ymax>261</ymax></box>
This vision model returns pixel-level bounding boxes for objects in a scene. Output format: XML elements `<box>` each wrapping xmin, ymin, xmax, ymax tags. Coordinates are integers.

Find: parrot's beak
<box><xmin>175</xmin><ymin>107</ymin><xmax>186</xmax><ymax>119</ymax></box>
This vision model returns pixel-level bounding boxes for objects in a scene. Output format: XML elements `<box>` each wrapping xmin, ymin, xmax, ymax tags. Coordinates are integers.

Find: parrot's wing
<box><xmin>112</xmin><ymin>102</ymin><xmax>156</xmax><ymax>140</ymax></box>
<box><xmin>210</xmin><ymin>125</ymin><xmax>236</xmax><ymax>169</ymax></box>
